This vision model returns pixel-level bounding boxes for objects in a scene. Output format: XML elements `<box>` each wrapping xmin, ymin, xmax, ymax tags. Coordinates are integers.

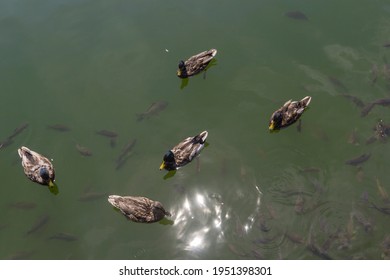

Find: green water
<box><xmin>1</xmin><ymin>0</ymin><xmax>390</xmax><ymax>260</ymax></box>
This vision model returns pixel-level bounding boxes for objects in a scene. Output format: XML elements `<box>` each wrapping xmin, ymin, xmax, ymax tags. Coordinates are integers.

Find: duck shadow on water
<box><xmin>163</xmin><ymin>170</ymin><xmax>177</xmax><ymax>180</ymax></box>
<box><xmin>179</xmin><ymin>59</ymin><xmax>218</xmax><ymax>90</ymax></box>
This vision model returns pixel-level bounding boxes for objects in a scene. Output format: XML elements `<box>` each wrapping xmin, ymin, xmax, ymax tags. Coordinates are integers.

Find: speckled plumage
<box><xmin>177</xmin><ymin>49</ymin><xmax>217</xmax><ymax>78</ymax></box>
<box><xmin>108</xmin><ymin>195</ymin><xmax>170</xmax><ymax>223</ymax></box>
<box><xmin>160</xmin><ymin>131</ymin><xmax>208</xmax><ymax>171</ymax></box>
<box><xmin>269</xmin><ymin>96</ymin><xmax>312</xmax><ymax>131</ymax></box>
<box><xmin>17</xmin><ymin>146</ymin><xmax>55</xmax><ymax>186</ymax></box>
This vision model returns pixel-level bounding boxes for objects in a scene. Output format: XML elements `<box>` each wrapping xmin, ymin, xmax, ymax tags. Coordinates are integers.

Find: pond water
<box><xmin>1</xmin><ymin>0</ymin><xmax>390</xmax><ymax>260</ymax></box>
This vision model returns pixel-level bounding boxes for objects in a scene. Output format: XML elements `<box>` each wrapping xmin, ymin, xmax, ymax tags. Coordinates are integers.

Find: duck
<box><xmin>160</xmin><ymin>131</ymin><xmax>208</xmax><ymax>171</ymax></box>
<box><xmin>269</xmin><ymin>96</ymin><xmax>312</xmax><ymax>131</ymax></box>
<box><xmin>177</xmin><ymin>49</ymin><xmax>217</xmax><ymax>78</ymax></box>
<box><xmin>17</xmin><ymin>146</ymin><xmax>55</xmax><ymax>187</ymax></box>
<box><xmin>107</xmin><ymin>195</ymin><xmax>171</xmax><ymax>223</ymax></box>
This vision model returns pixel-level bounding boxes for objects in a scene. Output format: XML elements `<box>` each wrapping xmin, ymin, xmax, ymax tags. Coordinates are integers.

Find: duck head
<box><xmin>152</xmin><ymin>200</ymin><xmax>171</xmax><ymax>219</ymax></box>
<box><xmin>159</xmin><ymin>150</ymin><xmax>176</xmax><ymax>171</ymax></box>
<box><xmin>177</xmin><ymin>60</ymin><xmax>188</xmax><ymax>78</ymax></box>
<box><xmin>269</xmin><ymin>111</ymin><xmax>283</xmax><ymax>131</ymax></box>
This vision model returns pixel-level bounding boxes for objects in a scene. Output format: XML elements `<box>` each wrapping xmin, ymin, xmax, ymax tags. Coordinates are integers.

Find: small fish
<box><xmin>384</xmin><ymin>43</ymin><xmax>390</xmax><ymax>48</ymax></box>
<box><xmin>78</xmin><ymin>192</ymin><xmax>108</xmax><ymax>202</ymax></box>
<box><xmin>345</xmin><ymin>153</ymin><xmax>371</xmax><ymax>166</ymax></box>
<box><xmin>8</xmin><ymin>123</ymin><xmax>29</xmax><ymax>140</ymax></box>
<box><xmin>369</xmin><ymin>202</ymin><xmax>390</xmax><ymax>215</ymax></box>
<box><xmin>115</xmin><ymin>139</ymin><xmax>137</xmax><ymax>170</ymax></box>
<box><xmin>136</xmin><ymin>101</ymin><xmax>168</xmax><ymax>121</ymax></box>
<box><xmin>26</xmin><ymin>214</ymin><xmax>49</xmax><ymax>235</ymax></box>
<box><xmin>47</xmin><ymin>124</ymin><xmax>71</xmax><ymax>132</ymax></box>
<box><xmin>9</xmin><ymin>201</ymin><xmax>37</xmax><ymax>210</ymax></box>
<box><xmin>96</xmin><ymin>130</ymin><xmax>118</xmax><ymax>138</ymax></box>
<box><xmin>48</xmin><ymin>232</ymin><xmax>78</xmax><ymax>242</ymax></box>
<box><xmin>361</xmin><ymin>102</ymin><xmax>375</xmax><ymax>117</ymax></box>
<box><xmin>328</xmin><ymin>76</ymin><xmax>348</xmax><ymax>93</ymax></box>
<box><xmin>362</xmin><ymin>98</ymin><xmax>390</xmax><ymax>116</ymax></box>
<box><xmin>76</xmin><ymin>144</ymin><xmax>92</xmax><ymax>156</ymax></box>
<box><xmin>341</xmin><ymin>94</ymin><xmax>365</xmax><ymax>108</ymax></box>
<box><xmin>284</xmin><ymin>10</ymin><xmax>308</xmax><ymax>20</ymax></box>
<box><xmin>376</xmin><ymin>177</ymin><xmax>389</xmax><ymax>203</ymax></box>
<box><xmin>0</xmin><ymin>138</ymin><xmax>13</xmax><ymax>149</ymax></box>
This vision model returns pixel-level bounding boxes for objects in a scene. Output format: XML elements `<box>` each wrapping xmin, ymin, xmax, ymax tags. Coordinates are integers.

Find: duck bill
<box><xmin>269</xmin><ymin>121</ymin><xmax>275</xmax><ymax>131</ymax></box>
<box><xmin>48</xmin><ymin>180</ymin><xmax>55</xmax><ymax>187</ymax></box>
<box><xmin>159</xmin><ymin>162</ymin><xmax>165</xmax><ymax>170</ymax></box>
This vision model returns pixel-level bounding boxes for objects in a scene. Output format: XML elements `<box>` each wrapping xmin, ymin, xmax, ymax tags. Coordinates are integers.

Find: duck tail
<box><xmin>210</xmin><ymin>49</ymin><xmax>218</xmax><ymax>57</ymax></box>
<box><xmin>198</xmin><ymin>130</ymin><xmax>208</xmax><ymax>144</ymax></box>
<box><xmin>301</xmin><ymin>96</ymin><xmax>312</xmax><ymax>107</ymax></box>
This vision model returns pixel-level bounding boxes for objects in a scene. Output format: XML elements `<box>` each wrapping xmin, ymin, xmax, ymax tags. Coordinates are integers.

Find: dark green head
<box><xmin>159</xmin><ymin>150</ymin><xmax>176</xmax><ymax>171</ymax></box>
<box><xmin>269</xmin><ymin>112</ymin><xmax>283</xmax><ymax>131</ymax></box>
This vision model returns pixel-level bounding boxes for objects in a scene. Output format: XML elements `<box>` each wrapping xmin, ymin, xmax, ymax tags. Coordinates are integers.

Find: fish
<box><xmin>328</xmin><ymin>76</ymin><xmax>348</xmax><ymax>93</ymax></box>
<box><xmin>136</xmin><ymin>101</ymin><xmax>168</xmax><ymax>121</ymax></box>
<box><xmin>48</xmin><ymin>232</ymin><xmax>78</xmax><ymax>242</ymax></box>
<box><xmin>115</xmin><ymin>139</ymin><xmax>137</xmax><ymax>170</ymax></box>
<box><xmin>78</xmin><ymin>192</ymin><xmax>108</xmax><ymax>202</ymax></box>
<box><xmin>284</xmin><ymin>10</ymin><xmax>308</xmax><ymax>20</ymax></box>
<box><xmin>341</xmin><ymin>94</ymin><xmax>365</xmax><ymax>108</ymax></box>
<box><xmin>0</xmin><ymin>137</ymin><xmax>13</xmax><ymax>149</ymax></box>
<box><xmin>26</xmin><ymin>214</ymin><xmax>49</xmax><ymax>235</ymax></box>
<box><xmin>369</xmin><ymin>202</ymin><xmax>390</xmax><ymax>215</ymax></box>
<box><xmin>9</xmin><ymin>201</ymin><xmax>37</xmax><ymax>210</ymax></box>
<box><xmin>8</xmin><ymin>123</ymin><xmax>29</xmax><ymax>140</ymax></box>
<box><xmin>96</xmin><ymin>130</ymin><xmax>118</xmax><ymax>138</ymax></box>
<box><xmin>375</xmin><ymin>177</ymin><xmax>389</xmax><ymax>203</ymax></box>
<box><xmin>361</xmin><ymin>98</ymin><xmax>390</xmax><ymax>116</ymax></box>
<box><xmin>76</xmin><ymin>144</ymin><xmax>92</xmax><ymax>156</ymax></box>
<box><xmin>345</xmin><ymin>153</ymin><xmax>371</xmax><ymax>166</ymax></box>
<box><xmin>46</xmin><ymin>124</ymin><xmax>71</xmax><ymax>132</ymax></box>
<box><xmin>384</xmin><ymin>43</ymin><xmax>390</xmax><ymax>48</ymax></box>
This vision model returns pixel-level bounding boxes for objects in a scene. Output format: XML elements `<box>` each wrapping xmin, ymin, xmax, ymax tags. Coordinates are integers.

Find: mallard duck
<box><xmin>108</xmin><ymin>195</ymin><xmax>171</xmax><ymax>223</ymax></box>
<box><xmin>160</xmin><ymin>131</ymin><xmax>208</xmax><ymax>171</ymax></box>
<box><xmin>269</xmin><ymin>96</ymin><xmax>312</xmax><ymax>131</ymax></box>
<box><xmin>17</xmin><ymin>146</ymin><xmax>55</xmax><ymax>187</ymax></box>
<box><xmin>177</xmin><ymin>49</ymin><xmax>217</xmax><ymax>78</ymax></box>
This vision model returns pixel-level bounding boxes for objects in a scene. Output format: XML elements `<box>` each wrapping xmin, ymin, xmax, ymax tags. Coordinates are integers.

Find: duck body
<box><xmin>269</xmin><ymin>96</ymin><xmax>312</xmax><ymax>131</ymax></box>
<box><xmin>160</xmin><ymin>131</ymin><xmax>208</xmax><ymax>171</ymax></box>
<box><xmin>177</xmin><ymin>49</ymin><xmax>217</xmax><ymax>78</ymax></box>
<box><xmin>108</xmin><ymin>195</ymin><xmax>171</xmax><ymax>223</ymax></box>
<box><xmin>17</xmin><ymin>146</ymin><xmax>55</xmax><ymax>186</ymax></box>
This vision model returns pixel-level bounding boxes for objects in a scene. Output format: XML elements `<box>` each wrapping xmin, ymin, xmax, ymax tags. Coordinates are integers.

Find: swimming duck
<box><xmin>17</xmin><ymin>146</ymin><xmax>55</xmax><ymax>187</ymax></box>
<box><xmin>269</xmin><ymin>96</ymin><xmax>312</xmax><ymax>131</ymax></box>
<box><xmin>160</xmin><ymin>131</ymin><xmax>208</xmax><ymax>171</ymax></box>
<box><xmin>108</xmin><ymin>195</ymin><xmax>171</xmax><ymax>223</ymax></box>
<box><xmin>177</xmin><ymin>49</ymin><xmax>217</xmax><ymax>78</ymax></box>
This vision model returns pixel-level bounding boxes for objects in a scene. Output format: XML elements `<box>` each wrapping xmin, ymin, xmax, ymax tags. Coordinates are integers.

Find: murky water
<box><xmin>1</xmin><ymin>0</ymin><xmax>390</xmax><ymax>260</ymax></box>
